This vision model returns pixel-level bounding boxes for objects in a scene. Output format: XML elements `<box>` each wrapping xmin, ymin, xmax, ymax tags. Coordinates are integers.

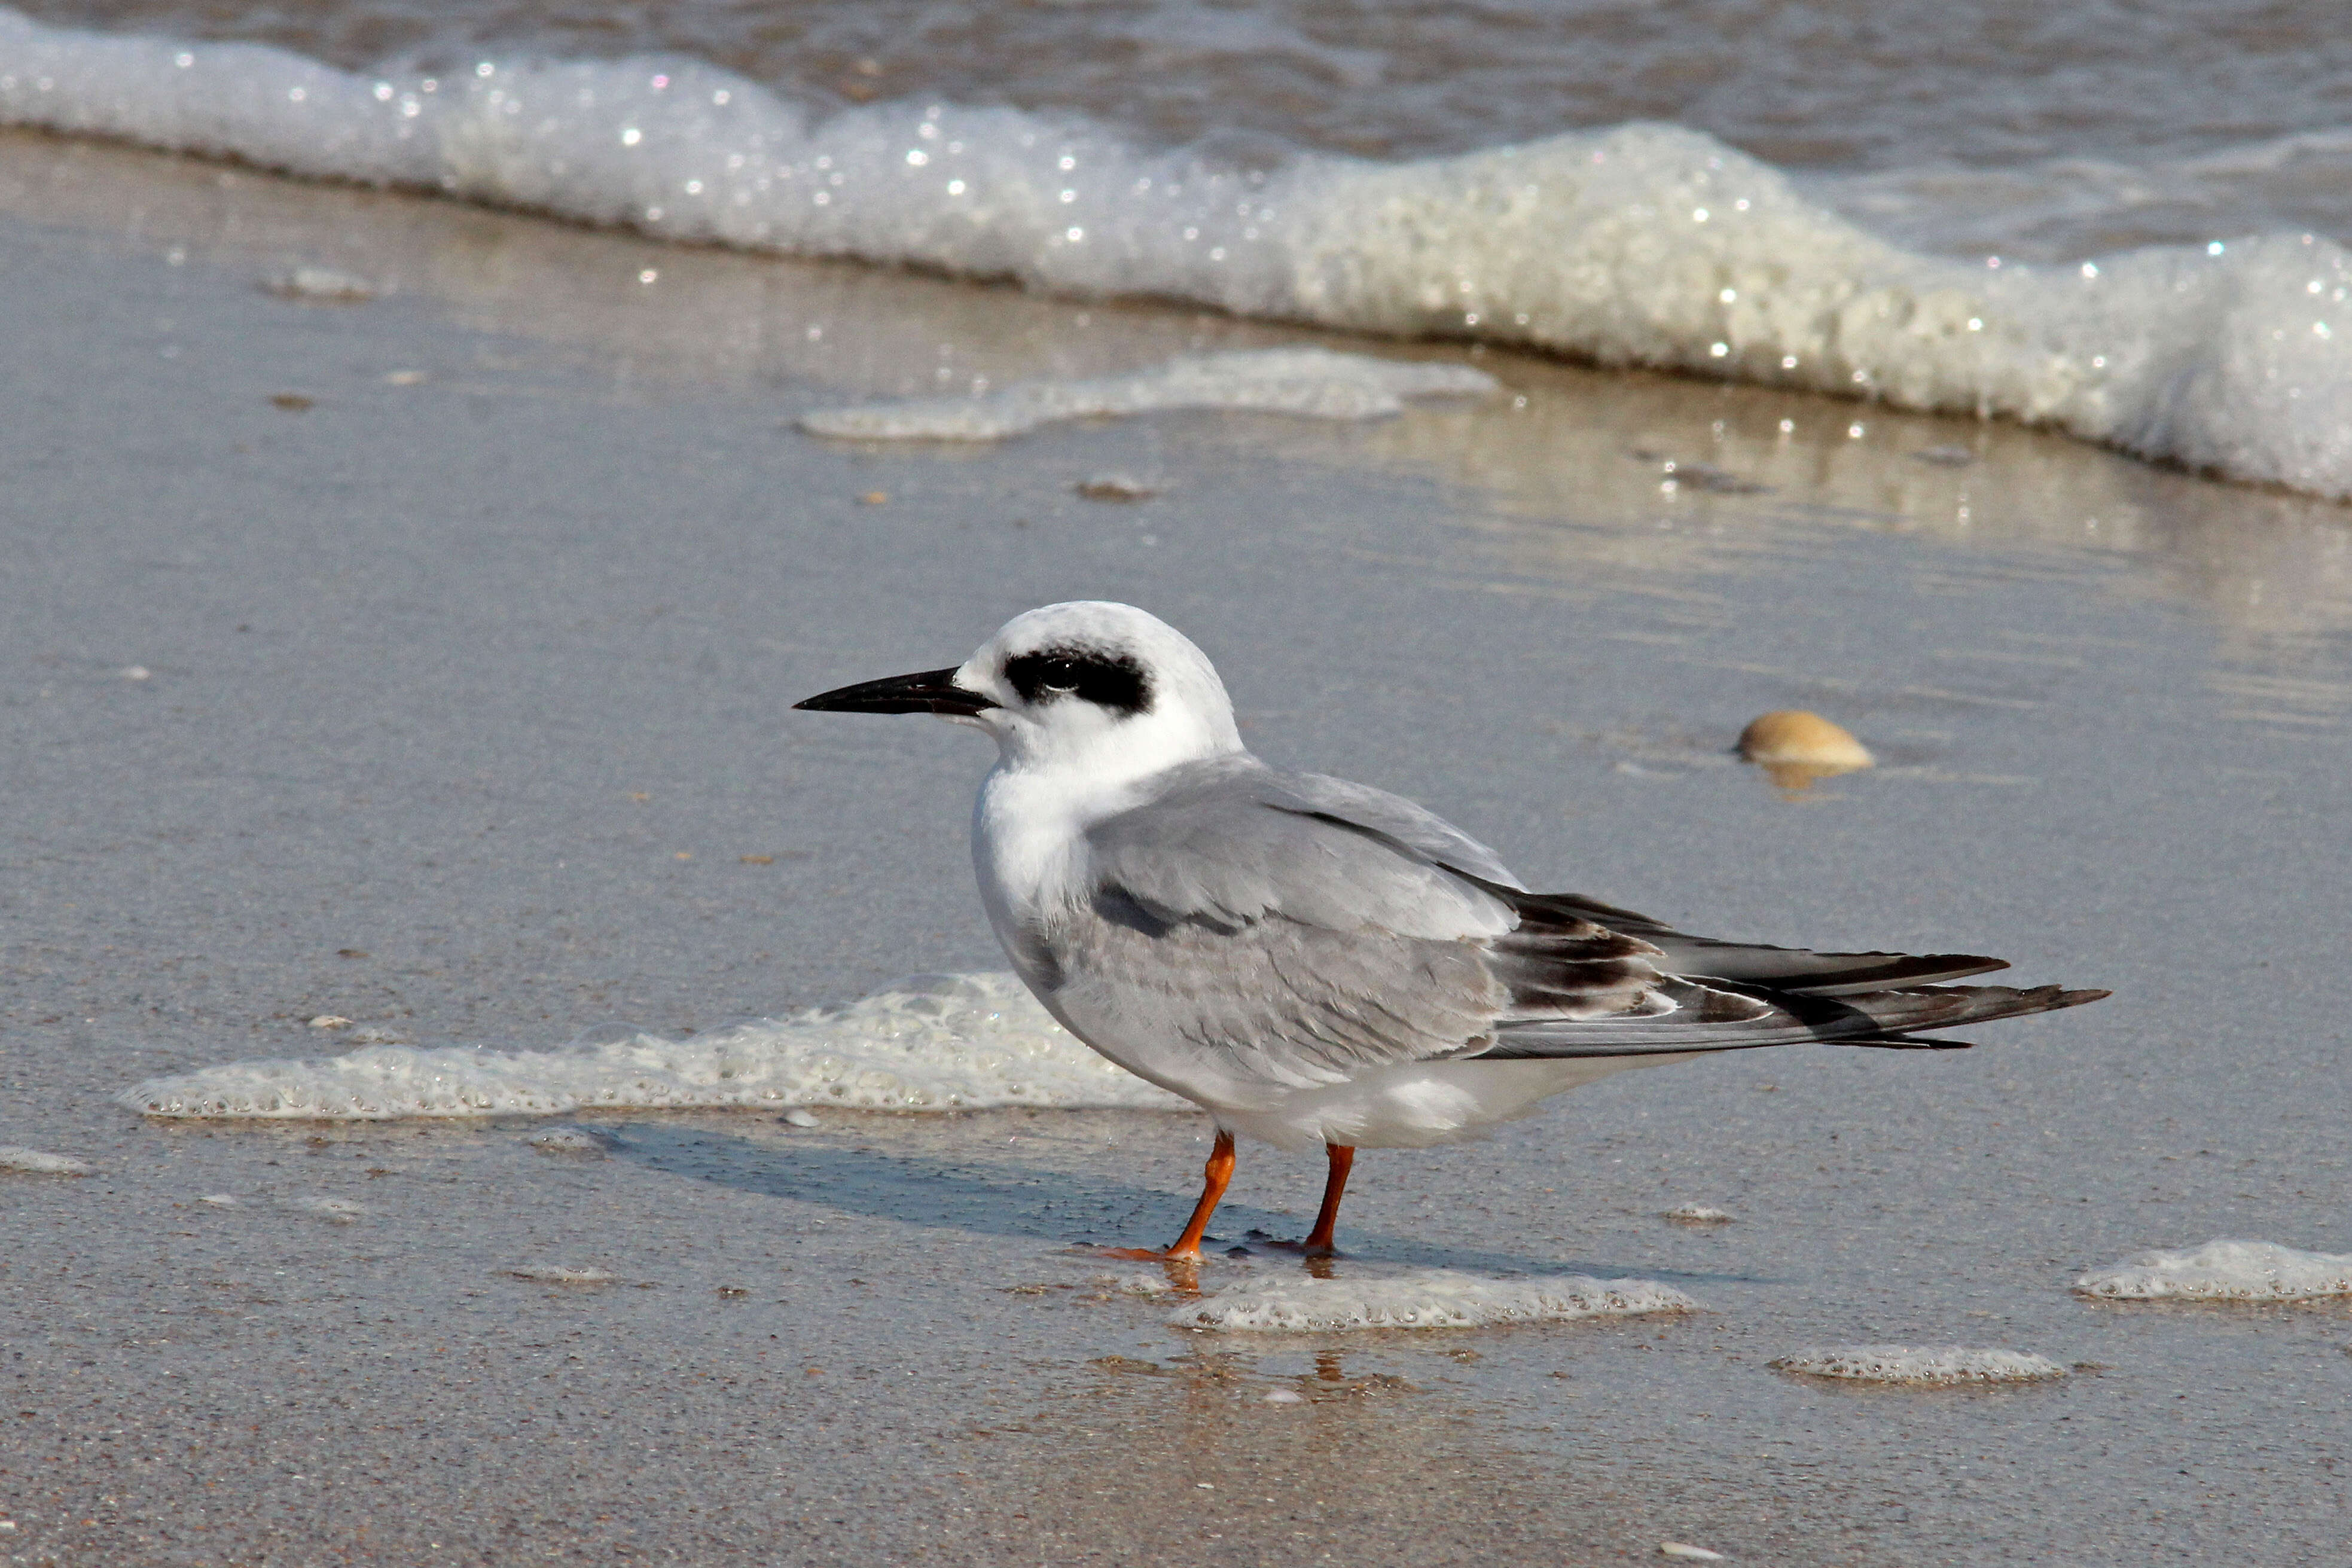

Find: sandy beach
<box><xmin>4</xmin><ymin>127</ymin><xmax>2350</xmax><ymax>1566</ymax></box>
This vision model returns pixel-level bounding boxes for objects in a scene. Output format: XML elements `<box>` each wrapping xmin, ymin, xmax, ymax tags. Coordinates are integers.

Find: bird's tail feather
<box><xmin>1477</xmin><ymin>983</ymin><xmax>2109</xmax><ymax>1059</ymax></box>
<box><xmin>1491</xmin><ymin>884</ymin><xmax>2016</xmax><ymax>994</ymax></box>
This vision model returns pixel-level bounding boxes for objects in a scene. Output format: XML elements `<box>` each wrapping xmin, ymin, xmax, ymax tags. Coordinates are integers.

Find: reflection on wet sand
<box><xmin>996</xmin><ymin>1344</ymin><xmax>1631</xmax><ymax>1566</ymax></box>
<box><xmin>1345</xmin><ymin>364</ymin><xmax>2352</xmax><ymax>653</ymax></box>
<box><xmin>1339</xmin><ymin>360</ymin><xmax>2352</xmax><ymax>690</ymax></box>
<box><xmin>7</xmin><ymin>124</ymin><xmax>2344</xmax><ymax>731</ymax></box>
<box><xmin>0</xmin><ymin>129</ymin><xmax>1313</xmax><ymax>407</ymax></box>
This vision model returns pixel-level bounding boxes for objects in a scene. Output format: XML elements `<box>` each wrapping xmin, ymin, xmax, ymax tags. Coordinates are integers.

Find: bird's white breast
<box><xmin>970</xmin><ymin>762</ymin><xmax>1111</xmax><ymax>972</ymax></box>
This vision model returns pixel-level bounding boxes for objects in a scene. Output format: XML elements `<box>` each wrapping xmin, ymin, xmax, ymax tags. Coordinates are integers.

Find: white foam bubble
<box><xmin>1169</xmin><ymin>1265</ymin><xmax>1700</xmax><ymax>1331</ymax></box>
<box><xmin>523</xmin><ymin>1125</ymin><xmax>609</xmax><ymax>1155</ymax></box>
<box><xmin>504</xmin><ymin>1265</ymin><xmax>618</xmax><ymax>1286</ymax></box>
<box><xmin>295</xmin><ymin>1197</ymin><xmax>367</xmax><ymax>1223</ymax></box>
<box><xmin>0</xmin><ymin>1146</ymin><xmax>93</xmax><ymax>1176</ymax></box>
<box><xmin>120</xmin><ymin>972</ymin><xmax>1186</xmax><ymax>1120</ymax></box>
<box><xmin>262</xmin><ymin>264</ymin><xmax>373</xmax><ymax>301</ymax></box>
<box><xmin>1770</xmin><ymin>1346</ymin><xmax>2066</xmax><ymax>1384</ymax></box>
<box><xmin>2073</xmin><ymin>1238</ymin><xmax>2352</xmax><ymax>1302</ymax></box>
<box><xmin>1768</xmin><ymin>1354</ymin><xmax>2070</xmax><ymax>1382</ymax></box>
<box><xmin>800</xmin><ymin>348</ymin><xmax>1494</xmax><ymax>440</ymax></box>
<box><xmin>0</xmin><ymin>13</ymin><xmax>2345</xmax><ymax>497</ymax></box>
<box><xmin>1664</xmin><ymin>1204</ymin><xmax>1735</xmax><ymax>1224</ymax></box>
<box><xmin>1271</xmin><ymin>132</ymin><xmax>2352</xmax><ymax>502</ymax></box>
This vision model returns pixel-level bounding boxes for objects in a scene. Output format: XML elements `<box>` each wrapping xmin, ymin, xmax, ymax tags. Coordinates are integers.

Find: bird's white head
<box><xmin>795</xmin><ymin>601</ymin><xmax>1243</xmax><ymax>789</ymax></box>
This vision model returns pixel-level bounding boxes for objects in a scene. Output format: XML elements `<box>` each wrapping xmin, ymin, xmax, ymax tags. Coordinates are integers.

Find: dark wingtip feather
<box><xmin>1833</xmin><ymin>1034</ymin><xmax>1980</xmax><ymax>1051</ymax></box>
<box><xmin>1475</xmin><ymin>977</ymin><xmax>2108</xmax><ymax>1060</ymax></box>
<box><xmin>1839</xmin><ymin>984</ymin><xmax>2109</xmax><ymax>1046</ymax></box>
<box><xmin>1767</xmin><ymin>953</ymin><xmax>2009</xmax><ymax>995</ymax></box>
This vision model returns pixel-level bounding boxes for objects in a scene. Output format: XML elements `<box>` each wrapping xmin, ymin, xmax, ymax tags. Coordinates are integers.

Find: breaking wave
<box><xmin>4</xmin><ymin>7</ymin><xmax>2350</xmax><ymax>498</ymax></box>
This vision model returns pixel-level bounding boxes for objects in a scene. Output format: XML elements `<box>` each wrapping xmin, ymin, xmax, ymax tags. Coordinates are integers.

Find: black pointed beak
<box><xmin>793</xmin><ymin>666</ymin><xmax>998</xmax><ymax>716</ymax></box>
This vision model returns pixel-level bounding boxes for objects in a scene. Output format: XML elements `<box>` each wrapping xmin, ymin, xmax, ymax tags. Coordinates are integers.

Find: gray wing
<box><xmin>1265</xmin><ymin>767</ymin><xmax>1524</xmax><ymax>889</ymax></box>
<box><xmin>1062</xmin><ymin>756</ymin><xmax>2106</xmax><ymax>1090</ymax></box>
<box><xmin>1082</xmin><ymin>756</ymin><xmax>1518</xmax><ymax>941</ymax></box>
<box><xmin>1046</xmin><ymin>899</ymin><xmax>1510</xmax><ymax>1090</ymax></box>
<box><xmin>1067</xmin><ymin>756</ymin><xmax>1667</xmax><ymax>1088</ymax></box>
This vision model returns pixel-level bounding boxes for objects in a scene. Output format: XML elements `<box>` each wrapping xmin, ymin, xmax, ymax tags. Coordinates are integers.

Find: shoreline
<box><xmin>5</xmin><ymin>3</ymin><xmax>2352</xmax><ymax>502</ymax></box>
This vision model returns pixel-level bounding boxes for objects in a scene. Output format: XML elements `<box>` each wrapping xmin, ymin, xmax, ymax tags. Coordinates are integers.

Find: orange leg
<box><xmin>1301</xmin><ymin>1142</ymin><xmax>1355</xmax><ymax>1256</ymax></box>
<box><xmin>1099</xmin><ymin>1130</ymin><xmax>1236</xmax><ymax>1262</ymax></box>
<box><xmin>1166</xmin><ymin>1129</ymin><xmax>1238</xmax><ymax>1258</ymax></box>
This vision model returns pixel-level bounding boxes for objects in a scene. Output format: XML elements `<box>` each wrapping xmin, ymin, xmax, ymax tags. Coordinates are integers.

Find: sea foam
<box><xmin>523</xmin><ymin>1125</ymin><xmax>610</xmax><ymax>1155</ymax></box>
<box><xmin>2073</xmin><ymin>1239</ymin><xmax>2352</xmax><ymax>1301</ymax></box>
<box><xmin>1770</xmin><ymin>1347</ymin><xmax>2066</xmax><ymax>1385</ymax></box>
<box><xmin>118</xmin><ymin>972</ymin><xmax>1186</xmax><ymax>1120</ymax></box>
<box><xmin>1169</xmin><ymin>1265</ymin><xmax>1700</xmax><ymax>1332</ymax></box>
<box><xmin>504</xmin><ymin>1264</ymin><xmax>619</xmax><ymax>1286</ymax></box>
<box><xmin>800</xmin><ymin>348</ymin><xmax>1495</xmax><ymax>440</ymax></box>
<box><xmin>4</xmin><ymin>9</ymin><xmax>2350</xmax><ymax>498</ymax></box>
<box><xmin>0</xmin><ymin>1145</ymin><xmax>93</xmax><ymax>1175</ymax></box>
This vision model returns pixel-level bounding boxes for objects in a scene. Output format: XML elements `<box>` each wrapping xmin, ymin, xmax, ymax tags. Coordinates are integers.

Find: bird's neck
<box><xmin>971</xmin><ymin>740</ymin><xmax>1240</xmax><ymax>959</ymax></box>
<box><xmin>971</xmin><ymin>760</ymin><xmax>1130</xmax><ymax>936</ymax></box>
<box><xmin>989</xmin><ymin>701</ymin><xmax>1241</xmax><ymax>782</ymax></box>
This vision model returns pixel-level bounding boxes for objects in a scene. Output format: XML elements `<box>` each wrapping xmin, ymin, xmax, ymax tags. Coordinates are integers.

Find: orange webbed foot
<box><xmin>1245</xmin><ymin>1228</ymin><xmax>1343</xmax><ymax>1259</ymax></box>
<box><xmin>1063</xmin><ymin>1244</ymin><xmax>1204</xmax><ymax>1294</ymax></box>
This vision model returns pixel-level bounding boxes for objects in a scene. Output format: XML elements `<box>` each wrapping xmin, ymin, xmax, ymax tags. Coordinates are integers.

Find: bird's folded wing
<box><xmin>1262</xmin><ymin>768</ymin><xmax>1524</xmax><ymax>889</ymax></box>
<box><xmin>1084</xmin><ymin>757</ymin><xmax>1518</xmax><ymax>942</ymax></box>
<box><xmin>1048</xmin><ymin>900</ymin><xmax>1512</xmax><ymax>1087</ymax></box>
<box><xmin>1070</xmin><ymin>758</ymin><xmax>2100</xmax><ymax>1087</ymax></box>
<box><xmin>1477</xmin><ymin>983</ymin><xmax>2109</xmax><ymax>1057</ymax></box>
<box><xmin>1074</xmin><ymin>762</ymin><xmax>1670</xmax><ymax>1085</ymax></box>
<box><xmin>1490</xmin><ymin>887</ymin><xmax>2012</xmax><ymax>994</ymax></box>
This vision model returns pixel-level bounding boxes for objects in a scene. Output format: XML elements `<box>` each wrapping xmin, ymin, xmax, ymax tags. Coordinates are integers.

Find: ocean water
<box><xmin>5</xmin><ymin>1</ymin><xmax>2352</xmax><ymax>498</ymax></box>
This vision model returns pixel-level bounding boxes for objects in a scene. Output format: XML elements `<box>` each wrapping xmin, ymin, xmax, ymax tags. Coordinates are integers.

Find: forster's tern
<box><xmin>797</xmin><ymin>602</ymin><xmax>2104</xmax><ymax>1259</ymax></box>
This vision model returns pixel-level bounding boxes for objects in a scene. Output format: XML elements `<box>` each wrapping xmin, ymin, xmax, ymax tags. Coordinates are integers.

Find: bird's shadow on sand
<box><xmin>606</xmin><ymin>1122</ymin><xmax>1767</xmax><ymax>1286</ymax></box>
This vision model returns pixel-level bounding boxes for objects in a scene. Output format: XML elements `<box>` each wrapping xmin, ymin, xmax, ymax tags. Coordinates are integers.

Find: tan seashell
<box><xmin>1737</xmin><ymin>710</ymin><xmax>1872</xmax><ymax>792</ymax></box>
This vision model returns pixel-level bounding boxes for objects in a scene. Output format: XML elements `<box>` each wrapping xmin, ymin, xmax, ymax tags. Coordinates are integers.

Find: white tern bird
<box><xmin>796</xmin><ymin>601</ymin><xmax>2104</xmax><ymax>1259</ymax></box>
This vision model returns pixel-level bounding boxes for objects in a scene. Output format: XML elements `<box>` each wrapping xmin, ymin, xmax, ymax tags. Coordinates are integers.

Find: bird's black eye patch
<box><xmin>1003</xmin><ymin>645</ymin><xmax>1152</xmax><ymax>716</ymax></box>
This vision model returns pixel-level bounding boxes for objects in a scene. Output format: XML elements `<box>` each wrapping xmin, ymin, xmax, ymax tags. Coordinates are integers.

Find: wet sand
<box><xmin>2</xmin><ymin>131</ymin><xmax>2349</xmax><ymax>1566</ymax></box>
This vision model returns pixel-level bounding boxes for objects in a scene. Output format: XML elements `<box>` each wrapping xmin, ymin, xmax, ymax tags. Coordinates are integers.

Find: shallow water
<box><xmin>6</xmin><ymin>5</ymin><xmax>2352</xmax><ymax>500</ymax></box>
<box><xmin>13</xmin><ymin>0</ymin><xmax>2352</xmax><ymax>194</ymax></box>
<box><xmin>1</xmin><ymin>136</ymin><xmax>2348</xmax><ymax>1563</ymax></box>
